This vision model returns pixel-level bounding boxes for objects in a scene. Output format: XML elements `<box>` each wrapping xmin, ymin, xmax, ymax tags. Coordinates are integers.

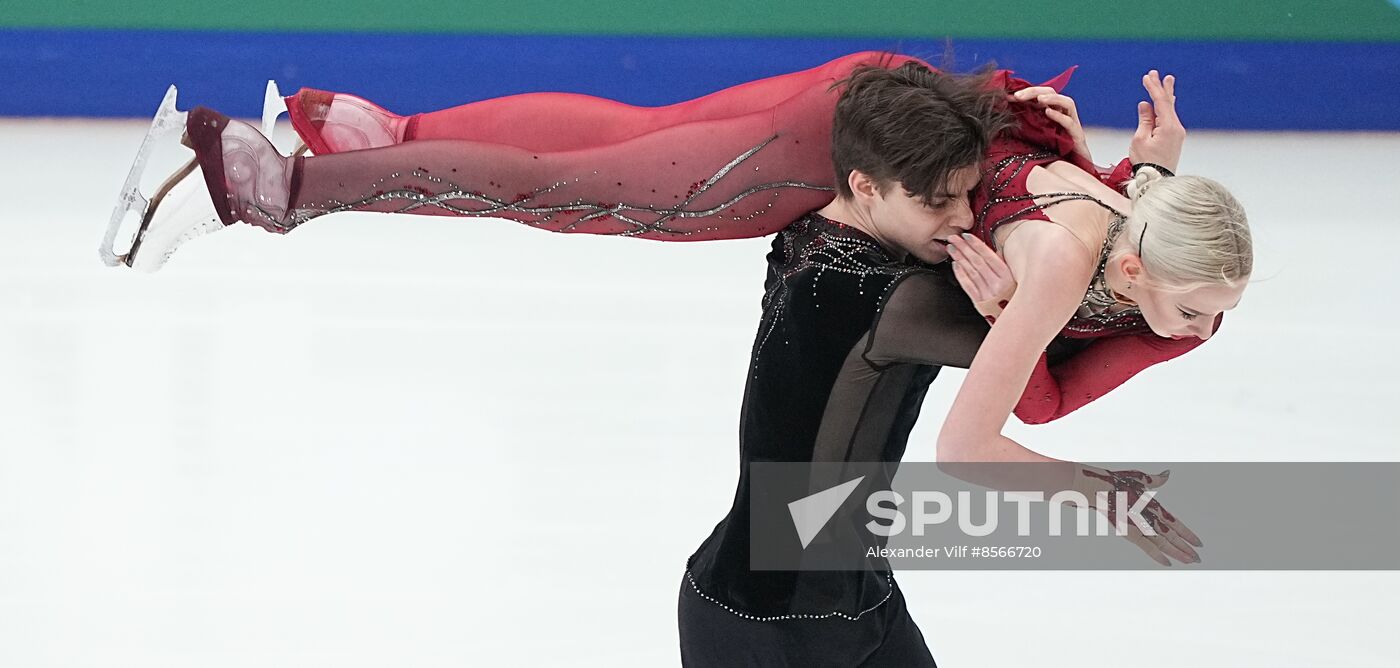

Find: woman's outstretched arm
<box><xmin>860</xmin><ymin>262</ymin><xmax>1201</xmax><ymax>566</ymax></box>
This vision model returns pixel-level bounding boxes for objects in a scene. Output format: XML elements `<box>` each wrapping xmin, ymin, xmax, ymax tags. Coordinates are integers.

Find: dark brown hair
<box><xmin>828</xmin><ymin>56</ymin><xmax>1012</xmax><ymax>205</ymax></box>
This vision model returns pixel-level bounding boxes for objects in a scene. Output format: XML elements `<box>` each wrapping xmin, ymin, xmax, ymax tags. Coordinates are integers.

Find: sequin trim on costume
<box><xmin>752</xmin><ymin>214</ymin><xmax>922</xmax><ymax>374</ymax></box>
<box><xmin>683</xmin><ymin>567</ymin><xmax>894</xmax><ymax>622</ymax></box>
<box><xmin>1064</xmin><ymin>212</ymin><xmax>1148</xmax><ymax>334</ymax></box>
<box><xmin>284</xmin><ymin>134</ymin><xmax>833</xmax><ymax>237</ymax></box>
<box><xmin>977</xmin><ymin>152</ymin><xmax>1148</xmax><ymax>336</ymax></box>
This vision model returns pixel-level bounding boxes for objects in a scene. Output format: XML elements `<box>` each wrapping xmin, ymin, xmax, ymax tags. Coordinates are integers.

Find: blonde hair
<box><xmin>1114</xmin><ymin>167</ymin><xmax>1252</xmax><ymax>291</ymax></box>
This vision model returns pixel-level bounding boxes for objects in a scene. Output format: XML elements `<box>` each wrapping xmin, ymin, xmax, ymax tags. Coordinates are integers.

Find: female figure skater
<box><xmin>106</xmin><ymin>51</ymin><xmax>1239</xmax><ymax>427</ymax></box>
<box><xmin>104</xmin><ymin>52</ymin><xmax>1248</xmax><ymax>665</ymax></box>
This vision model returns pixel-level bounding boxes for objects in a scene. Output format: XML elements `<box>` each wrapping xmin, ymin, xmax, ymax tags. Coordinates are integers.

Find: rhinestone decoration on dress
<box><xmin>284</xmin><ymin>134</ymin><xmax>834</xmax><ymax>238</ymax></box>
<box><xmin>977</xmin><ymin>151</ymin><xmax>1150</xmax><ymax>337</ymax></box>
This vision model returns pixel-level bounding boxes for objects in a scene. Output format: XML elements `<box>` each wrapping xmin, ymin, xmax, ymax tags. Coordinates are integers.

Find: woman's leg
<box><xmin>286</xmin><ymin>51</ymin><xmax>922</xmax><ymax>154</ymax></box>
<box><xmin>188</xmin><ymin>71</ymin><xmax>841</xmax><ymax>240</ymax></box>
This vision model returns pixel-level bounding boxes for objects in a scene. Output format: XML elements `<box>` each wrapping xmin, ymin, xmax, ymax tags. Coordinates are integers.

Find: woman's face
<box><xmin>1132</xmin><ymin>279</ymin><xmax>1246</xmax><ymax>341</ymax></box>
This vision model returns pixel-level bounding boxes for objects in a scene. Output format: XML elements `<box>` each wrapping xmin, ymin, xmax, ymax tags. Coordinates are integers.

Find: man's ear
<box><xmin>848</xmin><ymin>169</ymin><xmax>882</xmax><ymax>201</ymax></box>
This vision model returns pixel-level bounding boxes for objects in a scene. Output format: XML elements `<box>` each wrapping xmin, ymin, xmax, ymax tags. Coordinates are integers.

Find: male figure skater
<box><xmin>677</xmin><ymin>60</ymin><xmax>1185</xmax><ymax>665</ymax></box>
<box><xmin>677</xmin><ymin>61</ymin><xmax>1003</xmax><ymax>666</ymax></box>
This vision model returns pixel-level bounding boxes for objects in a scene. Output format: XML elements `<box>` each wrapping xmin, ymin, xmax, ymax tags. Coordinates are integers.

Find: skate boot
<box><xmin>99</xmin><ymin>87</ymin><xmax>301</xmax><ymax>272</ymax></box>
<box><xmin>183</xmin><ymin>106</ymin><xmax>297</xmax><ymax>234</ymax></box>
<box><xmin>283</xmin><ymin>84</ymin><xmax>407</xmax><ymax>154</ymax></box>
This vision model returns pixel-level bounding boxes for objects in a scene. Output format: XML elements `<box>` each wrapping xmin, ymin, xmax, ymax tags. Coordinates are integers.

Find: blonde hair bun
<box><xmin>1117</xmin><ymin>173</ymin><xmax>1253</xmax><ymax>289</ymax></box>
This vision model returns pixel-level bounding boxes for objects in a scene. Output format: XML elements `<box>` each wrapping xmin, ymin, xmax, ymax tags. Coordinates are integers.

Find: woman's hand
<box><xmin>1013</xmin><ymin>86</ymin><xmax>1092</xmax><ymax>164</ymax></box>
<box><xmin>946</xmin><ymin>232</ymin><xmax>1017</xmax><ymax>323</ymax></box>
<box><xmin>1129</xmin><ymin>70</ymin><xmax>1185</xmax><ymax>173</ymax></box>
<box><xmin>1072</xmin><ymin>464</ymin><xmax>1203</xmax><ymax>566</ymax></box>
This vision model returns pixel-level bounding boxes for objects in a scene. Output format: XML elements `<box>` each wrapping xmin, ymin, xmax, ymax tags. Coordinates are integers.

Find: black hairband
<box><xmin>1131</xmin><ymin>162</ymin><xmax>1176</xmax><ymax>178</ymax></box>
<box><xmin>1130</xmin><ymin>163</ymin><xmax>1175</xmax><ymax>261</ymax></box>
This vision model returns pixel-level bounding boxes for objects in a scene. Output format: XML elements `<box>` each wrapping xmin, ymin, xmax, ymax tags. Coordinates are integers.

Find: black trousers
<box><xmin>677</xmin><ymin>575</ymin><xmax>937</xmax><ymax>667</ymax></box>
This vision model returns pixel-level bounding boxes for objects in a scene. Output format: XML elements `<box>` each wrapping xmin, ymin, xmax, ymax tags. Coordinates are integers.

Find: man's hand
<box><xmin>1129</xmin><ymin>70</ymin><xmax>1185</xmax><ymax>173</ymax></box>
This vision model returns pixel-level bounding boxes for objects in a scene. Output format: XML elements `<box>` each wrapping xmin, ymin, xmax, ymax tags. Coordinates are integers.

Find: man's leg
<box><xmin>678</xmin><ymin>574</ymin><xmax>796</xmax><ymax>666</ymax></box>
<box><xmin>857</xmin><ymin>580</ymin><xmax>938</xmax><ymax>668</ymax></box>
<box><xmin>677</xmin><ymin>573</ymin><xmax>911</xmax><ymax>667</ymax></box>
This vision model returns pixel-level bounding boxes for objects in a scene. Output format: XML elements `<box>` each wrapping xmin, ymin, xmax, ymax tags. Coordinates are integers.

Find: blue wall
<box><xmin>2</xmin><ymin>30</ymin><xmax>1397</xmax><ymax>130</ymax></box>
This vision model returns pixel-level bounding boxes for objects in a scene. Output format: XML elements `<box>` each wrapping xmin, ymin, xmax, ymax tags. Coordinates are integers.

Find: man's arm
<box><xmin>860</xmin><ymin>267</ymin><xmax>989</xmax><ymax>370</ymax></box>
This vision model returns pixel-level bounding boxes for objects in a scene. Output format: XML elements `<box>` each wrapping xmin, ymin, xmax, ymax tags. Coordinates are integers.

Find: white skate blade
<box><xmin>261</xmin><ymin>79</ymin><xmax>285</xmax><ymax>136</ymax></box>
<box><xmin>100</xmin><ymin>85</ymin><xmax>189</xmax><ymax>267</ymax></box>
<box><xmin>127</xmin><ymin>163</ymin><xmax>224</xmax><ymax>274</ymax></box>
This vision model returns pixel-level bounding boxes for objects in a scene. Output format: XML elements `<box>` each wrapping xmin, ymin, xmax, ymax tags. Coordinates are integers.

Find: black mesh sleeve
<box><xmin>862</xmin><ymin>266</ymin><xmax>990</xmax><ymax>369</ymax></box>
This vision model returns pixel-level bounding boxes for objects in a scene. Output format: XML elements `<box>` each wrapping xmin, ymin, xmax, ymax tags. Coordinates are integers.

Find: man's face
<box><xmin>864</xmin><ymin>166</ymin><xmax>981</xmax><ymax>264</ymax></box>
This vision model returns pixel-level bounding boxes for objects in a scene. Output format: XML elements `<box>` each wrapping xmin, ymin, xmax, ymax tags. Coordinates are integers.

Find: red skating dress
<box><xmin>969</xmin><ymin>68</ymin><xmax>1222</xmax><ymax>423</ymax></box>
<box><xmin>281</xmin><ymin>52</ymin><xmax>1222</xmax><ymax>424</ymax></box>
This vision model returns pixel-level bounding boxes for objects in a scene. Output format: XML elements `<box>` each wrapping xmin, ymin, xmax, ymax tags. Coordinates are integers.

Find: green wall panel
<box><xmin>2</xmin><ymin>0</ymin><xmax>1399</xmax><ymax>41</ymax></box>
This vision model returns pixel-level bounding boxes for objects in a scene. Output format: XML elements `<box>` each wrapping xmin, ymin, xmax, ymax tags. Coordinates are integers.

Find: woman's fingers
<box><xmin>1143</xmin><ymin>70</ymin><xmax>1166</xmax><ymax>100</ymax></box>
<box><xmin>1021</xmin><ymin>89</ymin><xmax>1081</xmax><ymax>121</ymax></box>
<box><xmin>1045</xmin><ymin>107</ymin><xmax>1080</xmax><ymax>137</ymax></box>
<box><xmin>1145</xmin><ymin>499</ymin><xmax>1200</xmax><ymax>562</ymax></box>
<box><xmin>947</xmin><ymin>242</ymin><xmax>988</xmax><ymax>295</ymax></box>
<box><xmin>955</xmin><ymin>234</ymin><xmax>1012</xmax><ymax>282</ymax></box>
<box><xmin>1036</xmin><ymin>92</ymin><xmax>1078</xmax><ymax>115</ymax></box>
<box><xmin>947</xmin><ymin>236</ymin><xmax>998</xmax><ymax>288</ymax></box>
<box><xmin>1135</xmin><ymin>100</ymin><xmax>1156</xmax><ymax>138</ymax></box>
<box><xmin>1012</xmin><ymin>85</ymin><xmax>1056</xmax><ymax>100</ymax></box>
<box><xmin>1160</xmin><ymin>524</ymin><xmax>1201</xmax><ymax>563</ymax></box>
<box><xmin>1125</xmin><ymin>530</ymin><xmax>1173</xmax><ymax>567</ymax></box>
<box><xmin>1142</xmin><ymin>469</ymin><xmax>1170</xmax><ymax>489</ymax></box>
<box><xmin>1147</xmin><ymin>529</ymin><xmax>1197</xmax><ymax>565</ymax></box>
<box><xmin>1143</xmin><ymin>70</ymin><xmax>1181</xmax><ymax>127</ymax></box>
<box><xmin>949</xmin><ymin>254</ymin><xmax>987</xmax><ymax>300</ymax></box>
<box><xmin>1170</xmin><ymin>514</ymin><xmax>1203</xmax><ymax>548</ymax></box>
<box><xmin>1015</xmin><ymin>87</ymin><xmax>1080</xmax><ymax>118</ymax></box>
<box><xmin>1120</xmin><ymin>518</ymin><xmax>1194</xmax><ymax>566</ymax></box>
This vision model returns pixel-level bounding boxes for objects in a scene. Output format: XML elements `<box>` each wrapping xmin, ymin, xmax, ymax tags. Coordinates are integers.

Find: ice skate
<box><xmin>262</xmin><ymin>80</ymin><xmax>311</xmax><ymax>157</ymax></box>
<box><xmin>286</xmin><ymin>86</ymin><xmax>406</xmax><ymax>153</ymax></box>
<box><xmin>99</xmin><ymin>85</ymin><xmax>226</xmax><ymax>272</ymax></box>
<box><xmin>183</xmin><ymin>106</ymin><xmax>297</xmax><ymax>234</ymax></box>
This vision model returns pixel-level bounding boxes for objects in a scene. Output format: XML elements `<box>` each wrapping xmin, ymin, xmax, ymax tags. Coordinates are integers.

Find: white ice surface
<box><xmin>1</xmin><ymin>117</ymin><xmax>1397</xmax><ymax>667</ymax></box>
